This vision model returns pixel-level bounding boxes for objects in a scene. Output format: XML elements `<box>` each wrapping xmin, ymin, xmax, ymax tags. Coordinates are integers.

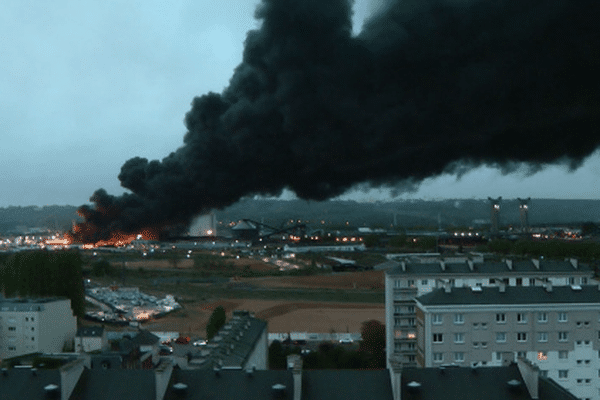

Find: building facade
<box><xmin>0</xmin><ymin>298</ymin><xmax>77</xmax><ymax>360</ymax></box>
<box><xmin>385</xmin><ymin>258</ymin><xmax>594</xmax><ymax>368</ymax></box>
<box><xmin>415</xmin><ymin>284</ymin><xmax>600</xmax><ymax>400</ymax></box>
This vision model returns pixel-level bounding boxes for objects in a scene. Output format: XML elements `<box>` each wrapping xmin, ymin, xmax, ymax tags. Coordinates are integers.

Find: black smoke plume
<box><xmin>74</xmin><ymin>0</ymin><xmax>600</xmax><ymax>242</ymax></box>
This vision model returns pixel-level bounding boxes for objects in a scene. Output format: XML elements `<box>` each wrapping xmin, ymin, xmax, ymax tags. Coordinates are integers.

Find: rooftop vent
<box><xmin>571</xmin><ymin>285</ymin><xmax>582</xmax><ymax>291</ymax></box>
<box><xmin>471</xmin><ymin>286</ymin><xmax>482</xmax><ymax>293</ymax></box>
<box><xmin>44</xmin><ymin>384</ymin><xmax>60</xmax><ymax>399</ymax></box>
<box><xmin>272</xmin><ymin>383</ymin><xmax>287</xmax><ymax>398</ymax></box>
<box><xmin>507</xmin><ymin>379</ymin><xmax>522</xmax><ymax>391</ymax></box>
<box><xmin>406</xmin><ymin>381</ymin><xmax>421</xmax><ymax>393</ymax></box>
<box><xmin>172</xmin><ymin>382</ymin><xmax>188</xmax><ymax>395</ymax></box>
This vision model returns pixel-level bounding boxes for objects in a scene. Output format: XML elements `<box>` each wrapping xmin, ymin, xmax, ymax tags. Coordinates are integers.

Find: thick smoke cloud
<box><xmin>74</xmin><ymin>0</ymin><xmax>600</xmax><ymax>242</ymax></box>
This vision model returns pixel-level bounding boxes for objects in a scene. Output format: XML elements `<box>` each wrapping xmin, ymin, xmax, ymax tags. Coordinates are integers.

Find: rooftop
<box><xmin>417</xmin><ymin>284</ymin><xmax>600</xmax><ymax>306</ymax></box>
<box><xmin>386</xmin><ymin>259</ymin><xmax>590</xmax><ymax>277</ymax></box>
<box><xmin>400</xmin><ymin>363</ymin><xmax>576</xmax><ymax>400</ymax></box>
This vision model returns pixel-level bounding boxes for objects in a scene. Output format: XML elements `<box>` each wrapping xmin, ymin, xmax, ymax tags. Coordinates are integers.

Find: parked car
<box><xmin>193</xmin><ymin>340</ymin><xmax>207</xmax><ymax>346</ymax></box>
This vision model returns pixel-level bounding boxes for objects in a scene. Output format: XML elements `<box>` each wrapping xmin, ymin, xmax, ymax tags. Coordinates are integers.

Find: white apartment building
<box><xmin>0</xmin><ymin>298</ymin><xmax>77</xmax><ymax>360</ymax></box>
<box><xmin>415</xmin><ymin>284</ymin><xmax>600</xmax><ymax>400</ymax></box>
<box><xmin>385</xmin><ymin>258</ymin><xmax>594</xmax><ymax>368</ymax></box>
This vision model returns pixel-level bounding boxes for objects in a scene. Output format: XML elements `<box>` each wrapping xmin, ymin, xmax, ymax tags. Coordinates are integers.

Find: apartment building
<box><xmin>385</xmin><ymin>258</ymin><xmax>594</xmax><ymax>368</ymax></box>
<box><xmin>0</xmin><ymin>298</ymin><xmax>77</xmax><ymax>360</ymax></box>
<box><xmin>415</xmin><ymin>284</ymin><xmax>600</xmax><ymax>400</ymax></box>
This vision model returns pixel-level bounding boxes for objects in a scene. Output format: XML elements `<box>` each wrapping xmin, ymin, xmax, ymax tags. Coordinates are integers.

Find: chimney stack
<box><xmin>443</xmin><ymin>280</ymin><xmax>452</xmax><ymax>293</ymax></box>
<box><xmin>498</xmin><ymin>282</ymin><xmax>506</xmax><ymax>293</ymax></box>
<box><xmin>388</xmin><ymin>359</ymin><xmax>403</xmax><ymax>400</ymax></box>
<box><xmin>516</xmin><ymin>357</ymin><xmax>539</xmax><ymax>399</ymax></box>
<box><xmin>287</xmin><ymin>354</ymin><xmax>303</xmax><ymax>400</ymax></box>
<box><xmin>569</xmin><ymin>258</ymin><xmax>578</xmax><ymax>269</ymax></box>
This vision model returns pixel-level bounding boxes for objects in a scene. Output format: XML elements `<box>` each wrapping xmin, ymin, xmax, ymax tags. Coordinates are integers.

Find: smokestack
<box><xmin>488</xmin><ymin>197</ymin><xmax>501</xmax><ymax>234</ymax></box>
<box><xmin>72</xmin><ymin>0</ymin><xmax>600</xmax><ymax>241</ymax></box>
<box><xmin>518</xmin><ymin>198</ymin><xmax>531</xmax><ymax>233</ymax></box>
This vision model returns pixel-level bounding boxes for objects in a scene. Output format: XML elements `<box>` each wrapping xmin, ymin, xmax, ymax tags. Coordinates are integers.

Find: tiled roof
<box><xmin>77</xmin><ymin>327</ymin><xmax>105</xmax><ymax>337</ymax></box>
<box><xmin>302</xmin><ymin>370</ymin><xmax>393</xmax><ymax>400</ymax></box>
<box><xmin>400</xmin><ymin>364</ymin><xmax>535</xmax><ymax>400</ymax></box>
<box><xmin>163</xmin><ymin>369</ymin><xmax>294</xmax><ymax>400</ymax></box>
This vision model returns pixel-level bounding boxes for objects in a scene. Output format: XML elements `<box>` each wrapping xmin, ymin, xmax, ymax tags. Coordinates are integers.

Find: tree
<box><xmin>206</xmin><ymin>305</ymin><xmax>227</xmax><ymax>340</ymax></box>
<box><xmin>268</xmin><ymin>340</ymin><xmax>286</xmax><ymax>369</ymax></box>
<box><xmin>359</xmin><ymin>320</ymin><xmax>386</xmax><ymax>369</ymax></box>
<box><xmin>0</xmin><ymin>250</ymin><xmax>85</xmax><ymax>318</ymax></box>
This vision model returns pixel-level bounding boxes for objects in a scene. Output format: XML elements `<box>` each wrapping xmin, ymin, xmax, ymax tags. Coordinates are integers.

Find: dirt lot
<box><xmin>241</xmin><ymin>270</ymin><xmax>384</xmax><ymax>290</ymax></box>
<box><xmin>119</xmin><ymin>256</ymin><xmax>277</xmax><ymax>271</ymax></box>
<box><xmin>99</xmin><ymin>257</ymin><xmax>385</xmax><ymax>337</ymax></box>
<box><xmin>142</xmin><ymin>299</ymin><xmax>384</xmax><ymax>336</ymax></box>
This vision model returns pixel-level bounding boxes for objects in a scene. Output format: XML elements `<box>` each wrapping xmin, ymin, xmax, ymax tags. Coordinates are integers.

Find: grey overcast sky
<box><xmin>1</xmin><ymin>0</ymin><xmax>599</xmax><ymax>208</ymax></box>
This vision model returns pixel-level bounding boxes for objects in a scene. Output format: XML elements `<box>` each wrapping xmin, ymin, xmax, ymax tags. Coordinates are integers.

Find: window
<box><xmin>582</xmin><ymin>277</ymin><xmax>588</xmax><ymax>284</ymax></box>
<box><xmin>559</xmin><ymin>351</ymin><xmax>568</xmax><ymax>360</ymax></box>
<box><xmin>540</xmin><ymin>370</ymin><xmax>548</xmax><ymax>378</ymax></box>
<box><xmin>408</xmin><ymin>318</ymin><xmax>415</xmax><ymax>327</ymax></box>
<box><xmin>558</xmin><ymin>332</ymin><xmax>568</xmax><ymax>342</ymax></box>
<box><xmin>473</xmin><ymin>323</ymin><xmax>479</xmax><ymax>329</ymax></box>
<box><xmin>516</xmin><ymin>277</ymin><xmax>522</xmax><ymax>286</ymax></box>
<box><xmin>517</xmin><ymin>313</ymin><xmax>527</xmax><ymax>323</ymax></box>
<box><xmin>394</xmin><ymin>342</ymin><xmax>402</xmax><ymax>351</ymax></box>
<box><xmin>517</xmin><ymin>351</ymin><xmax>526</xmax><ymax>358</ymax></box>
<box><xmin>481</xmin><ymin>322</ymin><xmax>487</xmax><ymax>329</ymax></box>
<box><xmin>407</xmin><ymin>343</ymin><xmax>415</xmax><ymax>350</ymax></box>
<box><xmin>432</xmin><ymin>314</ymin><xmax>443</xmax><ymax>325</ymax></box>
<box><xmin>517</xmin><ymin>332</ymin><xmax>527</xmax><ymax>342</ymax></box>
<box><xmin>421</xmin><ymin>279</ymin><xmax>428</xmax><ymax>285</ymax></box>
<box><xmin>394</xmin><ymin>318</ymin><xmax>401</xmax><ymax>327</ymax></box>
<box><xmin>537</xmin><ymin>312</ymin><xmax>548</xmax><ymax>323</ymax></box>
<box><xmin>558</xmin><ymin>312</ymin><xmax>567</xmax><ymax>322</ymax></box>
<box><xmin>407</xmin><ymin>306</ymin><xmax>415</xmax><ymax>313</ymax></box>
<box><xmin>496</xmin><ymin>313</ymin><xmax>506</xmax><ymax>323</ymax></box>
<box><xmin>454</xmin><ymin>333</ymin><xmax>465</xmax><ymax>343</ymax></box>
<box><xmin>8</xmin><ymin>327</ymin><xmax>16</xmax><ymax>331</ymax></box>
<box><xmin>407</xmin><ymin>355</ymin><xmax>416</xmax><ymax>362</ymax></box>
<box><xmin>31</xmin><ymin>327</ymin><xmax>34</xmax><ymax>331</ymax></box>
<box><xmin>496</xmin><ymin>332</ymin><xmax>507</xmax><ymax>343</ymax></box>
<box><xmin>538</xmin><ymin>332</ymin><xmax>548</xmax><ymax>342</ymax></box>
<box><xmin>454</xmin><ymin>352</ymin><xmax>464</xmax><ymax>362</ymax></box>
<box><xmin>495</xmin><ymin>352</ymin><xmax>503</xmax><ymax>361</ymax></box>
<box><xmin>7</xmin><ymin>347</ymin><xmax>15</xmax><ymax>351</ymax></box>
<box><xmin>481</xmin><ymin>342</ymin><xmax>487</xmax><ymax>348</ymax></box>
<box><xmin>25</xmin><ymin>317</ymin><xmax>29</xmax><ymax>322</ymax></box>
<box><xmin>394</xmin><ymin>306</ymin><xmax>401</xmax><ymax>315</ymax></box>
<box><xmin>408</xmin><ymin>280</ymin><xmax>415</xmax><ymax>287</ymax></box>
<box><xmin>585</xmin><ymin>360</ymin><xmax>591</xmax><ymax>365</ymax></box>
<box><xmin>558</xmin><ymin>370</ymin><xmax>568</xmax><ymax>379</ymax></box>
<box><xmin>577</xmin><ymin>360</ymin><xmax>582</xmax><ymax>365</ymax></box>
<box><xmin>537</xmin><ymin>351</ymin><xmax>548</xmax><ymax>361</ymax></box>
<box><xmin>454</xmin><ymin>314</ymin><xmax>464</xmax><ymax>324</ymax></box>
<box><xmin>473</xmin><ymin>342</ymin><xmax>479</xmax><ymax>348</ymax></box>
<box><xmin>433</xmin><ymin>353</ymin><xmax>444</xmax><ymax>362</ymax></box>
<box><xmin>433</xmin><ymin>333</ymin><xmax>443</xmax><ymax>343</ymax></box>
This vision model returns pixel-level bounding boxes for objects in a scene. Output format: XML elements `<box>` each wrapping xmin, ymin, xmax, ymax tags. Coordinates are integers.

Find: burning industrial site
<box><xmin>70</xmin><ymin>0</ymin><xmax>600</xmax><ymax>244</ymax></box>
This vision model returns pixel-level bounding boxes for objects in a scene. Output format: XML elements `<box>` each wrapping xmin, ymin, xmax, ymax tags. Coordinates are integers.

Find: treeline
<box><xmin>487</xmin><ymin>239</ymin><xmax>600</xmax><ymax>262</ymax></box>
<box><xmin>0</xmin><ymin>250</ymin><xmax>85</xmax><ymax>318</ymax></box>
<box><xmin>269</xmin><ymin>320</ymin><xmax>386</xmax><ymax>370</ymax></box>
